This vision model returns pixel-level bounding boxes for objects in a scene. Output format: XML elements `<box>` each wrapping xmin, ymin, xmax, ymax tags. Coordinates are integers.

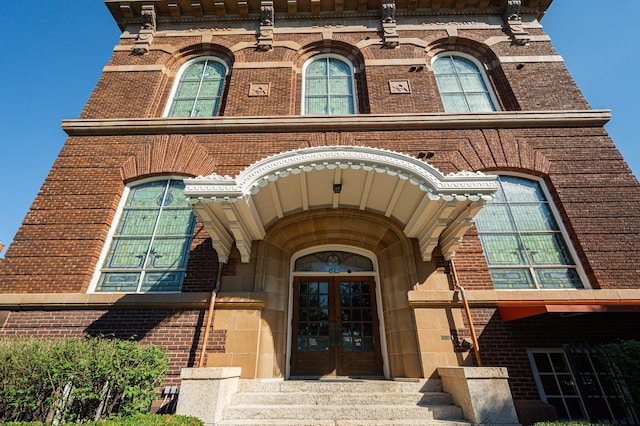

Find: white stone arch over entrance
<box><xmin>184</xmin><ymin>145</ymin><xmax>497</xmax><ymax>264</ymax></box>
<box><xmin>286</xmin><ymin>244</ymin><xmax>390</xmax><ymax>379</ymax></box>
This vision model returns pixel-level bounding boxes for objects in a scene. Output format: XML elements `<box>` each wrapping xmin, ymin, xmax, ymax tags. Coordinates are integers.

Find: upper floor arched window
<box><xmin>93</xmin><ymin>178</ymin><xmax>196</xmax><ymax>293</ymax></box>
<box><xmin>432</xmin><ymin>53</ymin><xmax>498</xmax><ymax>113</ymax></box>
<box><xmin>303</xmin><ymin>55</ymin><xmax>357</xmax><ymax>115</ymax></box>
<box><xmin>166</xmin><ymin>58</ymin><xmax>227</xmax><ymax>117</ymax></box>
<box><xmin>474</xmin><ymin>175</ymin><xmax>587</xmax><ymax>290</ymax></box>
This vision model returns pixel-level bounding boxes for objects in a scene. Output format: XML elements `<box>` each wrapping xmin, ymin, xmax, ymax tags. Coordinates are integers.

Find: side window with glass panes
<box><xmin>474</xmin><ymin>175</ymin><xmax>585</xmax><ymax>289</ymax></box>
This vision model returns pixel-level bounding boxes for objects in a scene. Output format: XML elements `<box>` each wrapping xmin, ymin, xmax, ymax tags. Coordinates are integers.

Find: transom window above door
<box><xmin>303</xmin><ymin>56</ymin><xmax>357</xmax><ymax>115</ymax></box>
<box><xmin>294</xmin><ymin>251</ymin><xmax>374</xmax><ymax>273</ymax></box>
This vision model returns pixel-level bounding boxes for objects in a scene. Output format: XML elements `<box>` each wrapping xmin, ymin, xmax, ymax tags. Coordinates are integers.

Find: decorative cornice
<box><xmin>62</xmin><ymin>110</ymin><xmax>611</xmax><ymax>136</ymax></box>
<box><xmin>105</xmin><ymin>0</ymin><xmax>552</xmax><ymax>30</ymax></box>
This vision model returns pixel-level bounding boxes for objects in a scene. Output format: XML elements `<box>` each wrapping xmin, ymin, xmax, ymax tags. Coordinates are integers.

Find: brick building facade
<box><xmin>1</xmin><ymin>0</ymin><xmax>639</xmax><ymax>423</ymax></box>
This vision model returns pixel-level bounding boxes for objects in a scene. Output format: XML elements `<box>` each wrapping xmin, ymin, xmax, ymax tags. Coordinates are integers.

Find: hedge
<box><xmin>2</xmin><ymin>414</ymin><xmax>203</xmax><ymax>425</ymax></box>
<box><xmin>0</xmin><ymin>337</ymin><xmax>169</xmax><ymax>423</ymax></box>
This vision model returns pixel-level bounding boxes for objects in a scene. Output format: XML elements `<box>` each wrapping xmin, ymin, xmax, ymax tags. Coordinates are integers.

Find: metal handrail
<box><xmin>449</xmin><ymin>259</ymin><xmax>483</xmax><ymax>367</ymax></box>
<box><xmin>198</xmin><ymin>261</ymin><xmax>226</xmax><ymax>368</ymax></box>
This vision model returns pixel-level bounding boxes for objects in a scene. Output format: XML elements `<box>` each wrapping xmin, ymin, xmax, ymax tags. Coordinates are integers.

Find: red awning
<box><xmin>499</xmin><ymin>303</ymin><xmax>640</xmax><ymax>322</ymax></box>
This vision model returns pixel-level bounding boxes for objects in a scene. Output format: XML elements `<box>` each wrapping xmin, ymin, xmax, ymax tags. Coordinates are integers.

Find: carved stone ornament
<box><xmin>141</xmin><ymin>6</ymin><xmax>156</xmax><ymax>29</ymax></box>
<box><xmin>382</xmin><ymin>1</ymin><xmax>396</xmax><ymax>24</ymax></box>
<box><xmin>260</xmin><ymin>2</ymin><xmax>274</xmax><ymax>26</ymax></box>
<box><xmin>381</xmin><ymin>1</ymin><xmax>399</xmax><ymax>49</ymax></box>
<box><xmin>132</xmin><ymin>5</ymin><xmax>156</xmax><ymax>55</ymax></box>
<box><xmin>502</xmin><ymin>0</ymin><xmax>530</xmax><ymax>46</ymax></box>
<box><xmin>249</xmin><ymin>83</ymin><xmax>270</xmax><ymax>97</ymax></box>
<box><xmin>257</xmin><ymin>1</ymin><xmax>274</xmax><ymax>51</ymax></box>
<box><xmin>389</xmin><ymin>79</ymin><xmax>411</xmax><ymax>94</ymax></box>
<box><xmin>504</xmin><ymin>0</ymin><xmax>521</xmax><ymax>21</ymax></box>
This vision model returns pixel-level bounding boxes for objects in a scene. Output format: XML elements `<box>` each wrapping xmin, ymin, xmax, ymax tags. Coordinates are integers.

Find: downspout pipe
<box><xmin>449</xmin><ymin>259</ymin><xmax>483</xmax><ymax>367</ymax></box>
<box><xmin>198</xmin><ymin>261</ymin><xmax>226</xmax><ymax>368</ymax></box>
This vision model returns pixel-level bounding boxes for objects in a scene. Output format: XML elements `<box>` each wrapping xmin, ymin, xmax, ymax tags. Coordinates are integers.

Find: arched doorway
<box><xmin>288</xmin><ymin>247</ymin><xmax>386</xmax><ymax>378</ymax></box>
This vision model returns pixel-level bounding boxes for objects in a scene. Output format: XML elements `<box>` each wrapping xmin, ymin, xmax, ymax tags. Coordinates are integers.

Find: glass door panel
<box><xmin>291</xmin><ymin>276</ymin><xmax>382</xmax><ymax>377</ymax></box>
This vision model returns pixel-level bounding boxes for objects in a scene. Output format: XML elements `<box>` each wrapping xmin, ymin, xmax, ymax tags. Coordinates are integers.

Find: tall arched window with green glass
<box><xmin>303</xmin><ymin>55</ymin><xmax>357</xmax><ymax>115</ymax></box>
<box><xmin>432</xmin><ymin>53</ymin><xmax>498</xmax><ymax>112</ymax></box>
<box><xmin>474</xmin><ymin>175</ymin><xmax>587</xmax><ymax>289</ymax></box>
<box><xmin>95</xmin><ymin>179</ymin><xmax>196</xmax><ymax>293</ymax></box>
<box><xmin>166</xmin><ymin>58</ymin><xmax>227</xmax><ymax>117</ymax></box>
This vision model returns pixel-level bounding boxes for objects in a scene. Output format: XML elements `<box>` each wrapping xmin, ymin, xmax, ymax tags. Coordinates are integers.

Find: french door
<box><xmin>291</xmin><ymin>276</ymin><xmax>383</xmax><ymax>377</ymax></box>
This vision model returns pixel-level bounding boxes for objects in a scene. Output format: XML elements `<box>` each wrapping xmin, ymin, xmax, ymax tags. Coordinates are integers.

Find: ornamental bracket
<box><xmin>381</xmin><ymin>1</ymin><xmax>399</xmax><ymax>49</ymax></box>
<box><xmin>132</xmin><ymin>4</ymin><xmax>157</xmax><ymax>55</ymax></box>
<box><xmin>257</xmin><ymin>1</ymin><xmax>274</xmax><ymax>51</ymax></box>
<box><xmin>502</xmin><ymin>0</ymin><xmax>530</xmax><ymax>46</ymax></box>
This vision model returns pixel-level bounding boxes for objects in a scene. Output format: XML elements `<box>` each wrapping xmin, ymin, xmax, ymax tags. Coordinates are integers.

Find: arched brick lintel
<box><xmin>120</xmin><ymin>134</ymin><xmax>216</xmax><ymax>182</ymax></box>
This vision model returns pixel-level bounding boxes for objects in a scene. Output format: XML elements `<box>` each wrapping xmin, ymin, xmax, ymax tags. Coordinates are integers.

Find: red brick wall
<box><xmin>77</xmin><ymin>26</ymin><xmax>590</xmax><ymax>120</ymax></box>
<box><xmin>466</xmin><ymin>310</ymin><xmax>640</xmax><ymax>400</ymax></box>
<box><xmin>1</xmin><ymin>126</ymin><xmax>639</xmax><ymax>293</ymax></box>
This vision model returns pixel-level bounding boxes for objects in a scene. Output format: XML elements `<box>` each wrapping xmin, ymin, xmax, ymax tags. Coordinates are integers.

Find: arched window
<box><xmin>303</xmin><ymin>55</ymin><xmax>357</xmax><ymax>115</ymax></box>
<box><xmin>166</xmin><ymin>58</ymin><xmax>227</xmax><ymax>117</ymax></box>
<box><xmin>95</xmin><ymin>179</ymin><xmax>196</xmax><ymax>293</ymax></box>
<box><xmin>474</xmin><ymin>175</ymin><xmax>586</xmax><ymax>289</ymax></box>
<box><xmin>432</xmin><ymin>53</ymin><xmax>498</xmax><ymax>112</ymax></box>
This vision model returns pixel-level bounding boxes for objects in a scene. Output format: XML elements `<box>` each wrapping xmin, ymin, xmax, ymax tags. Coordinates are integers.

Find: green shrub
<box><xmin>91</xmin><ymin>413</ymin><xmax>203</xmax><ymax>425</ymax></box>
<box><xmin>597</xmin><ymin>339</ymin><xmax>640</xmax><ymax>412</ymax></box>
<box><xmin>0</xmin><ymin>337</ymin><xmax>169</xmax><ymax>423</ymax></box>
<box><xmin>533</xmin><ymin>423</ymin><xmax>605</xmax><ymax>426</ymax></box>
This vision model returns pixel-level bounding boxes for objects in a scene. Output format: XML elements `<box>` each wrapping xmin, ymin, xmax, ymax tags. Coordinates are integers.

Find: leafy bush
<box><xmin>0</xmin><ymin>337</ymin><xmax>169</xmax><ymax>423</ymax></box>
<box><xmin>597</xmin><ymin>339</ymin><xmax>640</xmax><ymax>412</ymax></box>
<box><xmin>533</xmin><ymin>423</ymin><xmax>605</xmax><ymax>426</ymax></box>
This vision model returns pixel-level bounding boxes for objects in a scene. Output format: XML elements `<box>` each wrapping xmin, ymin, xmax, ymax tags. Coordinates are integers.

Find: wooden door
<box><xmin>291</xmin><ymin>276</ymin><xmax>382</xmax><ymax>377</ymax></box>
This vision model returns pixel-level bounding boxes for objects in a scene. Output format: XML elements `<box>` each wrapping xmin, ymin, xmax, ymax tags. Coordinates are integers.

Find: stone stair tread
<box><xmin>335</xmin><ymin>421</ymin><xmax>473</xmax><ymax>426</ymax></box>
<box><xmin>231</xmin><ymin>390</ymin><xmax>453</xmax><ymax>405</ymax></box>
<box><xmin>222</xmin><ymin>403</ymin><xmax>463</xmax><ymax>420</ymax></box>
<box><xmin>237</xmin><ymin>379</ymin><xmax>438</xmax><ymax>393</ymax></box>
<box><xmin>222</xmin><ymin>380</ymin><xmax>467</xmax><ymax>424</ymax></box>
<box><xmin>218</xmin><ymin>420</ymin><xmax>472</xmax><ymax>426</ymax></box>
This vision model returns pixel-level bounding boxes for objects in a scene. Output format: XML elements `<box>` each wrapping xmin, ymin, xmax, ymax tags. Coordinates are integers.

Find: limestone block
<box><xmin>176</xmin><ymin>367</ymin><xmax>241</xmax><ymax>425</ymax></box>
<box><xmin>438</xmin><ymin>366</ymin><xmax>520</xmax><ymax>425</ymax></box>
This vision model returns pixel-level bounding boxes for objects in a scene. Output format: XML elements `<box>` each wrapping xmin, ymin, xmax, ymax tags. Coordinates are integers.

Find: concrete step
<box><xmin>218</xmin><ymin>420</ymin><xmax>472</xmax><ymax>426</ymax></box>
<box><xmin>237</xmin><ymin>378</ymin><xmax>440</xmax><ymax>393</ymax></box>
<box><xmin>222</xmin><ymin>403</ymin><xmax>464</xmax><ymax>421</ymax></box>
<box><xmin>221</xmin><ymin>379</ymin><xmax>469</xmax><ymax>425</ymax></box>
<box><xmin>231</xmin><ymin>390</ymin><xmax>454</xmax><ymax>406</ymax></box>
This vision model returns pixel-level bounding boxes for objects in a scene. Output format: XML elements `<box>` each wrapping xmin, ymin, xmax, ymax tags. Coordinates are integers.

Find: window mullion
<box><xmin>325</xmin><ymin>58</ymin><xmax>332</xmax><ymax>114</ymax></box>
<box><xmin>505</xmin><ymin>197</ymin><xmax>544</xmax><ymax>288</ymax></box>
<box><xmin>136</xmin><ymin>180</ymin><xmax>170</xmax><ymax>293</ymax></box>
<box><xmin>190</xmin><ymin>59</ymin><xmax>208</xmax><ymax>117</ymax></box>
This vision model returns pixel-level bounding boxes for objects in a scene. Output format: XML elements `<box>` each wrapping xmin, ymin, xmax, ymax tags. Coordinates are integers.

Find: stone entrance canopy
<box><xmin>184</xmin><ymin>146</ymin><xmax>497</xmax><ymax>263</ymax></box>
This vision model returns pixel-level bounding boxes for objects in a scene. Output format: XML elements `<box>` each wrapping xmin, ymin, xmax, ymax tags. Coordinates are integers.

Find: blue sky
<box><xmin>0</xmin><ymin>1</ymin><xmax>638</xmax><ymax>256</ymax></box>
